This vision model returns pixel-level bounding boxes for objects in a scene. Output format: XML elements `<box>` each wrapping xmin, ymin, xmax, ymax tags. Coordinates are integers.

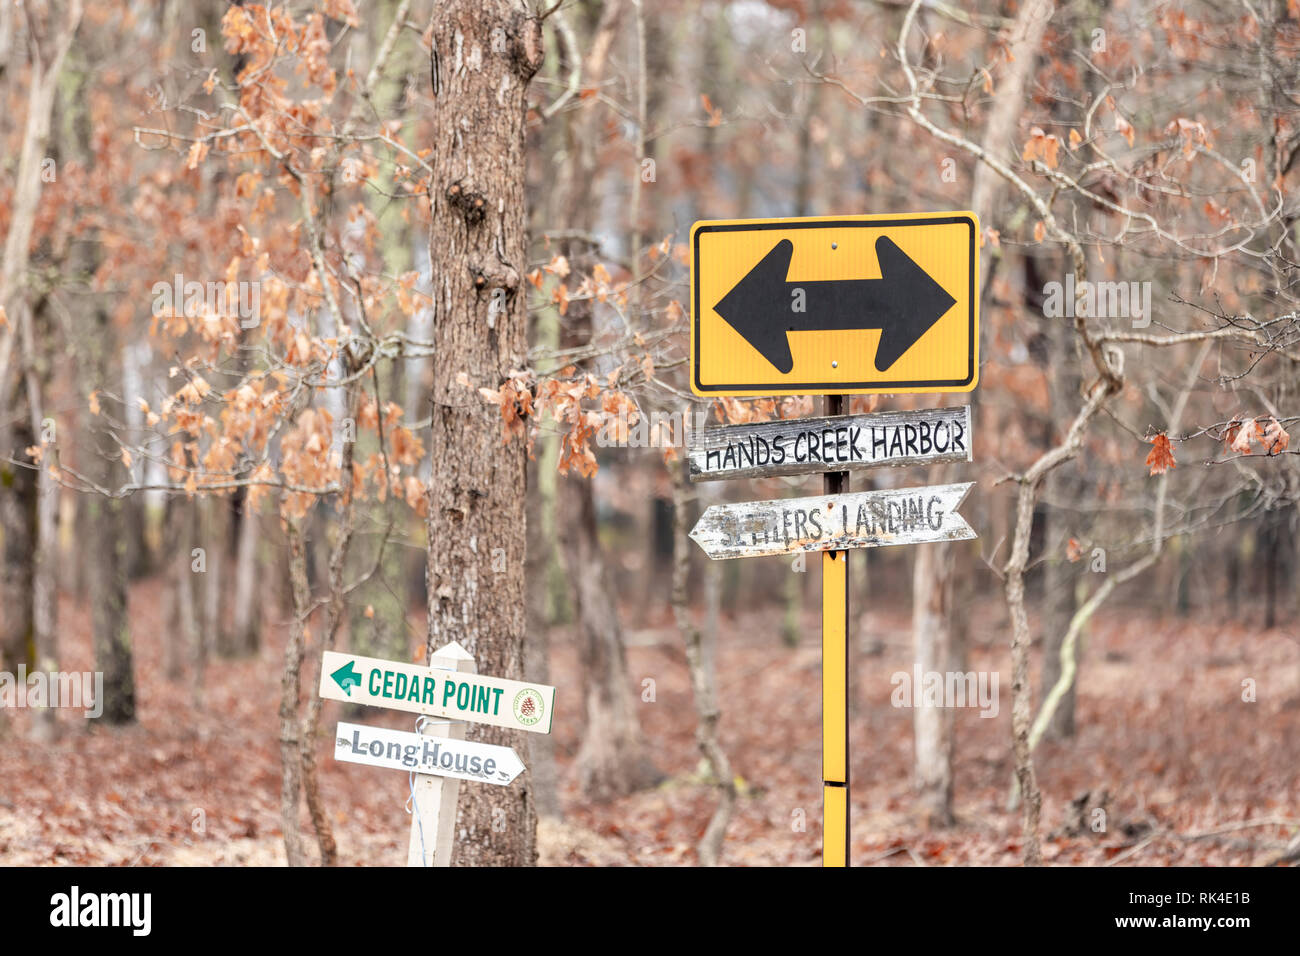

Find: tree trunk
<box><xmin>1040</xmin><ymin>534</ymin><xmax>1078</xmax><ymax>739</ymax></box>
<box><xmin>523</xmin><ymin>299</ymin><xmax>561</xmax><ymax>821</ymax></box>
<box><xmin>0</xmin><ymin>414</ymin><xmax>36</xmax><ymax>674</ymax></box>
<box><xmin>792</xmin><ymin>2</ymin><xmax>826</xmax><ymax>217</ymax></box>
<box><xmin>906</xmin><ymin>0</ymin><xmax>1053</xmax><ymax>850</ymax></box>
<box><xmin>87</xmin><ymin>310</ymin><xmax>135</xmax><ymax>725</ymax></box>
<box><xmin>0</xmin><ymin>0</ymin><xmax>81</xmax><ymax>428</ymax></box>
<box><xmin>279</xmin><ymin>517</ymin><xmax>309</xmax><ymax>866</ymax></box>
<box><xmin>1262</xmin><ymin>509</ymin><xmax>1281</xmax><ymax>630</ymax></box>
<box><xmin>781</xmin><ymin>555</ymin><xmax>804</xmax><ymax>646</ymax></box>
<box><xmin>164</xmin><ymin>497</ymin><xmax>198</xmax><ymax>682</ymax></box>
<box><xmin>672</xmin><ymin>456</ymin><xmax>735</xmax><ymax>865</ymax></box>
<box><xmin>424</xmin><ymin>0</ymin><xmax>543</xmax><ymax>867</ymax></box>
<box><xmin>1040</xmin><ymin>315</ymin><xmax>1078</xmax><ymax>739</ymax></box>
<box><xmin>562</xmin><ymin>477</ymin><xmax>663</xmax><ymax>799</ymax></box>
<box><xmin>0</xmin><ymin>0</ymin><xmax>82</xmax><ymax>738</ymax></box>
<box><xmin>965</xmin><ymin>0</ymin><xmax>1055</xmax><ymax>866</ymax></box>
<box><xmin>547</xmin><ymin>0</ymin><xmax>660</xmax><ymax>800</ymax></box>
<box><xmin>524</xmin><ymin>449</ymin><xmax>561</xmax><ymax>820</ymax></box>
<box><xmin>912</xmin><ymin>535</ymin><xmax>956</xmax><ymax>828</ymax></box>
<box><xmin>29</xmin><ymin>369</ymin><xmax>60</xmax><ymax>741</ymax></box>
<box><xmin>201</xmin><ymin>497</ymin><xmax>227</xmax><ymax>670</ymax></box>
<box><xmin>297</xmin><ymin>373</ymin><xmax>362</xmax><ymax>867</ymax></box>
<box><xmin>1005</xmin><ymin>486</ymin><xmax>1044</xmax><ymax>867</ymax></box>
<box><xmin>229</xmin><ymin>491</ymin><xmax>262</xmax><ymax>656</ymax></box>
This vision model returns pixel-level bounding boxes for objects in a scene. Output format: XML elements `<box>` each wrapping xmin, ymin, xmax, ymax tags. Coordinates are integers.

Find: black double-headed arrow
<box><xmin>712</xmin><ymin>235</ymin><xmax>957</xmax><ymax>375</ymax></box>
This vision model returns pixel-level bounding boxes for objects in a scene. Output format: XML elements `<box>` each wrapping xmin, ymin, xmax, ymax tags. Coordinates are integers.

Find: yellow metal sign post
<box><xmin>687</xmin><ymin>212</ymin><xmax>981</xmax><ymax>868</ymax></box>
<box><xmin>822</xmin><ymin>394</ymin><xmax>850</xmax><ymax>867</ymax></box>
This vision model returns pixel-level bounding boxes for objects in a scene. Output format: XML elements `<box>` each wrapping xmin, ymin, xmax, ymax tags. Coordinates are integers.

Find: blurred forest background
<box><xmin>0</xmin><ymin>0</ymin><xmax>1298</xmax><ymax>867</ymax></box>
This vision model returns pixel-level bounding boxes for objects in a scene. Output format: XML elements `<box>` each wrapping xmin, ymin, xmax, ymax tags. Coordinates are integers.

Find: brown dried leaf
<box><xmin>1145</xmin><ymin>433</ymin><xmax>1177</xmax><ymax>475</ymax></box>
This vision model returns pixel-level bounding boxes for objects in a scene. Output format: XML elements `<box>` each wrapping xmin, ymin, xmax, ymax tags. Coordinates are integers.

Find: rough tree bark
<box><xmin>912</xmin><ymin>499</ymin><xmax>956</xmax><ymax>828</ymax></box>
<box><xmin>424</xmin><ymin>0</ymin><xmax>544</xmax><ymax>867</ymax></box>
<box><xmin>279</xmin><ymin>516</ymin><xmax>309</xmax><ymax>867</ymax></box>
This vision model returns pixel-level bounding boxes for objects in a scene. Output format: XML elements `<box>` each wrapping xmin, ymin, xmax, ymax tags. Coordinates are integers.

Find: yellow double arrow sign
<box><xmin>691</xmin><ymin>212</ymin><xmax>980</xmax><ymax>396</ymax></box>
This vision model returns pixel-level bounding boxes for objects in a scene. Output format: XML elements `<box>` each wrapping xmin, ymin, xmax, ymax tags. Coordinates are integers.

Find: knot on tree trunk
<box><xmin>446</xmin><ymin>181</ymin><xmax>488</xmax><ymax>226</ymax></box>
<box><xmin>472</xmin><ymin>258</ymin><xmax>521</xmax><ymax>297</ymax></box>
<box><xmin>510</xmin><ymin>14</ymin><xmax>545</xmax><ymax>80</ymax></box>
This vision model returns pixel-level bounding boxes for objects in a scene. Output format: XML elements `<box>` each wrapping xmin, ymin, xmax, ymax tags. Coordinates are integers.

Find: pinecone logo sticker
<box><xmin>513</xmin><ymin>688</ymin><xmax>544</xmax><ymax>727</ymax></box>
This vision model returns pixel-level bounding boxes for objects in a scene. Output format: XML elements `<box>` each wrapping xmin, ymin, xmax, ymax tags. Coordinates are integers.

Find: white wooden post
<box><xmin>407</xmin><ymin>641</ymin><xmax>476</xmax><ymax>867</ymax></box>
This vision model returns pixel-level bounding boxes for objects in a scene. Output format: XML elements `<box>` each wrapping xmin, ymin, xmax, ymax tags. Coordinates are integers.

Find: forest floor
<box><xmin>1</xmin><ymin>576</ymin><xmax>1297</xmax><ymax>866</ymax></box>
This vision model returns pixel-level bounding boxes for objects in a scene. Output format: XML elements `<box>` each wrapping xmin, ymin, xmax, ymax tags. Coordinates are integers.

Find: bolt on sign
<box><xmin>690</xmin><ymin>212</ymin><xmax>980</xmax><ymax>396</ymax></box>
<box><xmin>318</xmin><ymin>650</ymin><xmax>555</xmax><ymax>734</ymax></box>
<box><xmin>334</xmin><ymin>722</ymin><xmax>525</xmax><ymax>786</ymax></box>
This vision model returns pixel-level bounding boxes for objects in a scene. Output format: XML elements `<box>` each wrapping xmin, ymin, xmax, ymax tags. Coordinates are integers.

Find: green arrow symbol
<box><xmin>331</xmin><ymin>660</ymin><xmax>362</xmax><ymax>696</ymax></box>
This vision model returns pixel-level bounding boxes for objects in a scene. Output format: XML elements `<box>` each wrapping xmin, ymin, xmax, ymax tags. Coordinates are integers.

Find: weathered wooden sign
<box><xmin>688</xmin><ymin>405</ymin><xmax>972</xmax><ymax>482</ymax></box>
<box><xmin>334</xmin><ymin>721</ymin><xmax>525</xmax><ymax>786</ymax></box>
<box><xmin>689</xmin><ymin>482</ymin><xmax>976</xmax><ymax>560</ymax></box>
<box><xmin>318</xmin><ymin>650</ymin><xmax>555</xmax><ymax>734</ymax></box>
<box><xmin>690</xmin><ymin>212</ymin><xmax>979</xmax><ymax>396</ymax></box>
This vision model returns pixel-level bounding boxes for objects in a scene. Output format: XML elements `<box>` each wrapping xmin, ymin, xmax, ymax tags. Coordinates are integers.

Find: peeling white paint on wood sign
<box><xmin>689</xmin><ymin>482</ymin><xmax>977</xmax><ymax>560</ymax></box>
